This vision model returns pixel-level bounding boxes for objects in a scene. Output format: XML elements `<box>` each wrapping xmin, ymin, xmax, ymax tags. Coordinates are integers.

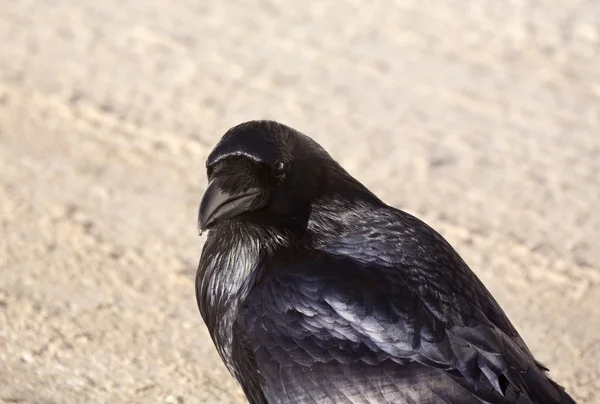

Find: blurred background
<box><xmin>1</xmin><ymin>0</ymin><xmax>599</xmax><ymax>403</ymax></box>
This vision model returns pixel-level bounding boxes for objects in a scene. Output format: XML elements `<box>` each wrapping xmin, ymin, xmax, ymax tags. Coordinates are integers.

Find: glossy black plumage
<box><xmin>195</xmin><ymin>120</ymin><xmax>575</xmax><ymax>404</ymax></box>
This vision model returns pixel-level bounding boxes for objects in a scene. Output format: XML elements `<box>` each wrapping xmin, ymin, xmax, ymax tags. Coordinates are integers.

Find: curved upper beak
<box><xmin>198</xmin><ymin>180</ymin><xmax>263</xmax><ymax>234</ymax></box>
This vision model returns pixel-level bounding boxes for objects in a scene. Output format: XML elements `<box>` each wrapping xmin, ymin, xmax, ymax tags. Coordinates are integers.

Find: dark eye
<box><xmin>272</xmin><ymin>161</ymin><xmax>286</xmax><ymax>177</ymax></box>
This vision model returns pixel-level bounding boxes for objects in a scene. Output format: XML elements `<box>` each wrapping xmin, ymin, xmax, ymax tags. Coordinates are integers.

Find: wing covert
<box><xmin>235</xmin><ymin>250</ymin><xmax>570</xmax><ymax>403</ymax></box>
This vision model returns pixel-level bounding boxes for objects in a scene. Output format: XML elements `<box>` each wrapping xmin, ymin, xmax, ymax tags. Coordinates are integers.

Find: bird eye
<box><xmin>272</xmin><ymin>161</ymin><xmax>286</xmax><ymax>177</ymax></box>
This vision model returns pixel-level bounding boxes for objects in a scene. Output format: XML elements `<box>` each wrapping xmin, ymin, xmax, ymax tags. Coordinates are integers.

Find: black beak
<box><xmin>198</xmin><ymin>180</ymin><xmax>264</xmax><ymax>233</ymax></box>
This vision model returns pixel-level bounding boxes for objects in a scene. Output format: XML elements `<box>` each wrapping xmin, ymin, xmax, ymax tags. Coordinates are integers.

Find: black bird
<box><xmin>196</xmin><ymin>120</ymin><xmax>575</xmax><ymax>404</ymax></box>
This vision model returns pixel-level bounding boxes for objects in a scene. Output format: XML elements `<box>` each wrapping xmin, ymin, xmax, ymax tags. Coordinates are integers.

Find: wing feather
<box><xmin>235</xmin><ymin>247</ymin><xmax>572</xmax><ymax>403</ymax></box>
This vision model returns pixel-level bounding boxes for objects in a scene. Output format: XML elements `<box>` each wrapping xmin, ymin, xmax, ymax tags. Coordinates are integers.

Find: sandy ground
<box><xmin>0</xmin><ymin>0</ymin><xmax>599</xmax><ymax>403</ymax></box>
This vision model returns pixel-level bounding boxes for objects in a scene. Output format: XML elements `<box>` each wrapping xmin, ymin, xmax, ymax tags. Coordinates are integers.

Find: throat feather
<box><xmin>199</xmin><ymin>235</ymin><xmax>262</xmax><ymax>372</ymax></box>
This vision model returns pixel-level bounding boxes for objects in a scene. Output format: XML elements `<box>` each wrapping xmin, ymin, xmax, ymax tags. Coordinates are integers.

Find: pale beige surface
<box><xmin>0</xmin><ymin>0</ymin><xmax>599</xmax><ymax>403</ymax></box>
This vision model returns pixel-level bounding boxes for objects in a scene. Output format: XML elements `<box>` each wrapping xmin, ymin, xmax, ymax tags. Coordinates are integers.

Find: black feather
<box><xmin>196</xmin><ymin>120</ymin><xmax>576</xmax><ymax>404</ymax></box>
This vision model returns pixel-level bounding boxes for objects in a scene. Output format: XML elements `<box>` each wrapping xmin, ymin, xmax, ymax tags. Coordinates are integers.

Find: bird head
<box><xmin>198</xmin><ymin>120</ymin><xmax>376</xmax><ymax>238</ymax></box>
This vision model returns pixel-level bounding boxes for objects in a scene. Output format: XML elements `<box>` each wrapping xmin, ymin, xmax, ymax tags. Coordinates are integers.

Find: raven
<box><xmin>196</xmin><ymin>120</ymin><xmax>575</xmax><ymax>403</ymax></box>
